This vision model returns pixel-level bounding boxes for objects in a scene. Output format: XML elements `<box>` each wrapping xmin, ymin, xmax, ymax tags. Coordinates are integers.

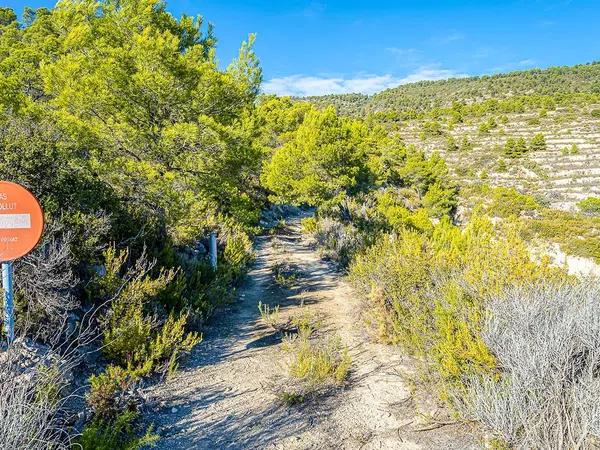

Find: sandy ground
<box><xmin>144</xmin><ymin>215</ymin><xmax>482</xmax><ymax>449</ymax></box>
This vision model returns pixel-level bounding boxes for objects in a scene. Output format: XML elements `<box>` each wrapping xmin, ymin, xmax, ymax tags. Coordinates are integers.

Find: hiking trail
<box><xmin>145</xmin><ymin>213</ymin><xmax>481</xmax><ymax>449</ymax></box>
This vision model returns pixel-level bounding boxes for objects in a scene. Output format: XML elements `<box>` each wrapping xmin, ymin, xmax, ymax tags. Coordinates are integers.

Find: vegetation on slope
<box><xmin>306</xmin><ymin>62</ymin><xmax>600</xmax><ymax>115</ymax></box>
<box><xmin>262</xmin><ymin>88</ymin><xmax>600</xmax><ymax>447</ymax></box>
<box><xmin>0</xmin><ymin>0</ymin><xmax>262</xmax><ymax>447</ymax></box>
<box><xmin>1</xmin><ymin>0</ymin><xmax>599</xmax><ymax>448</ymax></box>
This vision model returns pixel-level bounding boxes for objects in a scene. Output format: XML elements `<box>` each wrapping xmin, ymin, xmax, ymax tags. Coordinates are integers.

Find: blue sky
<box><xmin>5</xmin><ymin>0</ymin><xmax>600</xmax><ymax>96</ymax></box>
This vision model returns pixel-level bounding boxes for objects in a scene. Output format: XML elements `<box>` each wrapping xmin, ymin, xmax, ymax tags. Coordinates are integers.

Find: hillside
<box><xmin>304</xmin><ymin>63</ymin><xmax>600</xmax><ymax>212</ymax></box>
<box><xmin>305</xmin><ymin>62</ymin><xmax>600</xmax><ymax>115</ymax></box>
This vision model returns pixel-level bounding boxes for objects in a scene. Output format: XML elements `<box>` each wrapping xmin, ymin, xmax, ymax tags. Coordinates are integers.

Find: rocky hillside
<box><xmin>304</xmin><ymin>62</ymin><xmax>600</xmax><ymax>211</ymax></box>
<box><xmin>399</xmin><ymin>104</ymin><xmax>600</xmax><ymax>210</ymax></box>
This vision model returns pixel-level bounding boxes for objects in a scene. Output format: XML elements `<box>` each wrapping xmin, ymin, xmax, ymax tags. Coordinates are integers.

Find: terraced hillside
<box><xmin>399</xmin><ymin>104</ymin><xmax>600</xmax><ymax>210</ymax></box>
<box><xmin>303</xmin><ymin>63</ymin><xmax>600</xmax><ymax>269</ymax></box>
<box><xmin>304</xmin><ymin>63</ymin><xmax>600</xmax><ymax>211</ymax></box>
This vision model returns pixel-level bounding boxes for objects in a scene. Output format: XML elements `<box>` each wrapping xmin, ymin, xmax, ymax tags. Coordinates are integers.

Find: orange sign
<box><xmin>0</xmin><ymin>181</ymin><xmax>44</xmax><ymax>262</ymax></box>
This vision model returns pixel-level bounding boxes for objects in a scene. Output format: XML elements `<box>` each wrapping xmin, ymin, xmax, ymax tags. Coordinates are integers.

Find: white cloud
<box><xmin>400</xmin><ymin>68</ymin><xmax>466</xmax><ymax>84</ymax></box>
<box><xmin>431</xmin><ymin>31</ymin><xmax>465</xmax><ymax>45</ymax></box>
<box><xmin>518</xmin><ymin>59</ymin><xmax>536</xmax><ymax>67</ymax></box>
<box><xmin>262</xmin><ymin>67</ymin><xmax>468</xmax><ymax>97</ymax></box>
<box><xmin>385</xmin><ymin>47</ymin><xmax>419</xmax><ymax>57</ymax></box>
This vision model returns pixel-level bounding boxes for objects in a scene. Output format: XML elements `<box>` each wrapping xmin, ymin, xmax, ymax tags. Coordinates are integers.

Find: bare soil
<box><xmin>145</xmin><ymin>215</ymin><xmax>482</xmax><ymax>449</ymax></box>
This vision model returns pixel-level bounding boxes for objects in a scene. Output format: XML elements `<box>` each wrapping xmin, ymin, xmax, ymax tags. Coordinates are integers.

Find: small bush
<box><xmin>272</xmin><ymin>261</ymin><xmax>299</xmax><ymax>288</ymax></box>
<box><xmin>349</xmin><ymin>215</ymin><xmax>563</xmax><ymax>395</ymax></box>
<box><xmin>258</xmin><ymin>301</ymin><xmax>281</xmax><ymax>329</ymax></box>
<box><xmin>97</xmin><ymin>247</ymin><xmax>200</xmax><ymax>376</ymax></box>
<box><xmin>561</xmin><ymin>143</ymin><xmax>580</xmax><ymax>155</ymax></box>
<box><xmin>522</xmin><ymin>209</ymin><xmax>600</xmax><ymax>263</ymax></box>
<box><xmin>300</xmin><ymin>216</ymin><xmax>318</xmax><ymax>233</ymax></box>
<box><xmin>77</xmin><ymin>411</ymin><xmax>158</xmax><ymax>450</ymax></box>
<box><xmin>529</xmin><ymin>133</ymin><xmax>546</xmax><ymax>152</ymax></box>
<box><xmin>504</xmin><ymin>137</ymin><xmax>528</xmax><ymax>158</ymax></box>
<box><xmin>313</xmin><ymin>218</ymin><xmax>369</xmax><ymax>268</ymax></box>
<box><xmin>466</xmin><ymin>281</ymin><xmax>600</xmax><ymax>449</ymax></box>
<box><xmin>488</xmin><ymin>186</ymin><xmax>540</xmax><ymax>218</ymax></box>
<box><xmin>445</xmin><ymin>135</ymin><xmax>458</xmax><ymax>152</ymax></box>
<box><xmin>276</xmin><ymin>391</ymin><xmax>305</xmax><ymax>406</ymax></box>
<box><xmin>0</xmin><ymin>346</ymin><xmax>71</xmax><ymax>450</ymax></box>
<box><xmin>87</xmin><ymin>365</ymin><xmax>137</xmax><ymax>421</ymax></box>
<box><xmin>495</xmin><ymin>159</ymin><xmax>507</xmax><ymax>172</ymax></box>
<box><xmin>421</xmin><ymin>120</ymin><xmax>443</xmax><ymax>136</ymax></box>
<box><xmin>279</xmin><ymin>327</ymin><xmax>351</xmax><ymax>402</ymax></box>
<box><xmin>478</xmin><ymin>117</ymin><xmax>497</xmax><ymax>134</ymax></box>
<box><xmin>223</xmin><ymin>227</ymin><xmax>254</xmax><ymax>278</ymax></box>
<box><xmin>577</xmin><ymin>196</ymin><xmax>600</xmax><ymax>216</ymax></box>
<box><xmin>459</xmin><ymin>136</ymin><xmax>473</xmax><ymax>152</ymax></box>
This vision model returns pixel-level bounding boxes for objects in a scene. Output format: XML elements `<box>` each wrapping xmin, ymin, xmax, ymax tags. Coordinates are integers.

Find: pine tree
<box><xmin>529</xmin><ymin>133</ymin><xmax>547</xmax><ymax>152</ymax></box>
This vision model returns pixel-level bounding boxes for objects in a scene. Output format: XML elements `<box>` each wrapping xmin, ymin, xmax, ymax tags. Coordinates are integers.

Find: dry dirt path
<box><xmin>145</xmin><ymin>215</ymin><xmax>481</xmax><ymax>449</ymax></box>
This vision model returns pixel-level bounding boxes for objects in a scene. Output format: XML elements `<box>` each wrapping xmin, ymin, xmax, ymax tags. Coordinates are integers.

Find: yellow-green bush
<box><xmin>300</xmin><ymin>216</ymin><xmax>318</xmax><ymax>233</ymax></box>
<box><xmin>460</xmin><ymin>184</ymin><xmax>540</xmax><ymax>219</ymax></box>
<box><xmin>350</xmin><ymin>215</ymin><xmax>564</xmax><ymax>395</ymax></box>
<box><xmin>96</xmin><ymin>247</ymin><xmax>200</xmax><ymax>376</ymax></box>
<box><xmin>77</xmin><ymin>410</ymin><xmax>158</xmax><ymax>450</ymax></box>
<box><xmin>87</xmin><ymin>365</ymin><xmax>138</xmax><ymax>421</ymax></box>
<box><xmin>282</xmin><ymin>327</ymin><xmax>351</xmax><ymax>388</ymax></box>
<box><xmin>523</xmin><ymin>209</ymin><xmax>600</xmax><ymax>262</ymax></box>
<box><xmin>223</xmin><ymin>227</ymin><xmax>254</xmax><ymax>278</ymax></box>
<box><xmin>577</xmin><ymin>196</ymin><xmax>600</xmax><ymax>216</ymax></box>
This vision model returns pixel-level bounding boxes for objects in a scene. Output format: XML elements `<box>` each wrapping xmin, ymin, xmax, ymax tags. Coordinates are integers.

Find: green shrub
<box><xmin>223</xmin><ymin>227</ymin><xmax>254</xmax><ymax>278</ymax></box>
<box><xmin>459</xmin><ymin>136</ymin><xmax>473</xmax><ymax>152</ymax></box>
<box><xmin>272</xmin><ymin>261</ymin><xmax>299</xmax><ymax>288</ymax></box>
<box><xmin>97</xmin><ymin>247</ymin><xmax>200</xmax><ymax>376</ymax></box>
<box><xmin>258</xmin><ymin>301</ymin><xmax>281</xmax><ymax>329</ymax></box>
<box><xmin>145</xmin><ymin>312</ymin><xmax>201</xmax><ymax>375</ymax></box>
<box><xmin>478</xmin><ymin>117</ymin><xmax>497</xmax><ymax>134</ymax></box>
<box><xmin>577</xmin><ymin>196</ymin><xmax>600</xmax><ymax>215</ymax></box>
<box><xmin>279</xmin><ymin>326</ymin><xmax>351</xmax><ymax>402</ymax></box>
<box><xmin>77</xmin><ymin>411</ymin><xmax>158</xmax><ymax>450</ymax></box>
<box><xmin>488</xmin><ymin>186</ymin><xmax>540</xmax><ymax>217</ymax></box>
<box><xmin>300</xmin><ymin>216</ymin><xmax>318</xmax><ymax>233</ymax></box>
<box><xmin>523</xmin><ymin>209</ymin><xmax>600</xmax><ymax>262</ymax></box>
<box><xmin>421</xmin><ymin>120</ymin><xmax>443</xmax><ymax>136</ymax></box>
<box><xmin>87</xmin><ymin>366</ymin><xmax>137</xmax><ymax>421</ymax></box>
<box><xmin>422</xmin><ymin>182</ymin><xmax>458</xmax><ymax>218</ymax></box>
<box><xmin>460</xmin><ymin>185</ymin><xmax>540</xmax><ymax>219</ymax></box>
<box><xmin>349</xmin><ymin>215</ymin><xmax>563</xmax><ymax>396</ymax></box>
<box><xmin>529</xmin><ymin>133</ymin><xmax>546</xmax><ymax>152</ymax></box>
<box><xmin>504</xmin><ymin>137</ymin><xmax>528</xmax><ymax>158</ymax></box>
<box><xmin>445</xmin><ymin>135</ymin><xmax>458</xmax><ymax>152</ymax></box>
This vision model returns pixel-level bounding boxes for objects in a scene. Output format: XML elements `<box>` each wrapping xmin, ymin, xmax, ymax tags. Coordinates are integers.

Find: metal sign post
<box><xmin>2</xmin><ymin>262</ymin><xmax>14</xmax><ymax>344</ymax></box>
<box><xmin>0</xmin><ymin>181</ymin><xmax>45</xmax><ymax>344</ymax></box>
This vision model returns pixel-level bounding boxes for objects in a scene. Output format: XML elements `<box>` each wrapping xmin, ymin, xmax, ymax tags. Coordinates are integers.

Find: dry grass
<box><xmin>272</xmin><ymin>261</ymin><xmax>300</xmax><ymax>288</ymax></box>
<box><xmin>258</xmin><ymin>301</ymin><xmax>281</xmax><ymax>329</ymax></box>
<box><xmin>275</xmin><ymin>325</ymin><xmax>351</xmax><ymax>405</ymax></box>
